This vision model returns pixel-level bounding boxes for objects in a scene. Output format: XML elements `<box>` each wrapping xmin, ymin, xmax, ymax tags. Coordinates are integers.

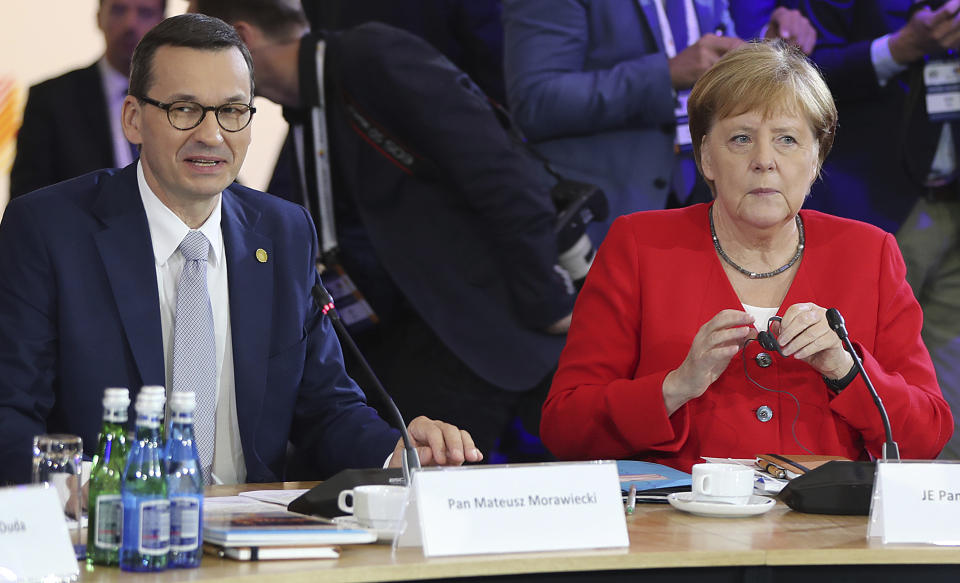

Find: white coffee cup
<box><xmin>691</xmin><ymin>463</ymin><xmax>754</xmax><ymax>505</ymax></box>
<box><xmin>337</xmin><ymin>485</ymin><xmax>409</xmax><ymax>529</ymax></box>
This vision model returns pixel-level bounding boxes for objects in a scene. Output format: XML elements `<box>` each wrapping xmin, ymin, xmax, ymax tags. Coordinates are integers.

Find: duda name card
<box><xmin>0</xmin><ymin>485</ymin><xmax>79</xmax><ymax>582</ymax></box>
<box><xmin>868</xmin><ymin>460</ymin><xmax>960</xmax><ymax>545</ymax></box>
<box><xmin>412</xmin><ymin>461</ymin><xmax>628</xmax><ymax>557</ymax></box>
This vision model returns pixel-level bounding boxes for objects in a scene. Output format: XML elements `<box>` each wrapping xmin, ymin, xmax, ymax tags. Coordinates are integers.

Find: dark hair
<box><xmin>100</xmin><ymin>0</ymin><xmax>167</xmax><ymax>9</ymax></box>
<box><xmin>128</xmin><ymin>13</ymin><xmax>255</xmax><ymax>99</ymax></box>
<box><xmin>192</xmin><ymin>0</ymin><xmax>308</xmax><ymax>40</ymax></box>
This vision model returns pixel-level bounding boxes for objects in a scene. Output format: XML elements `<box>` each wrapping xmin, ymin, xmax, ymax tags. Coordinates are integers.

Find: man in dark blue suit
<box><xmin>189</xmin><ymin>0</ymin><xmax>577</xmax><ymax>458</ymax></box>
<box><xmin>0</xmin><ymin>14</ymin><xmax>480</xmax><ymax>485</ymax></box>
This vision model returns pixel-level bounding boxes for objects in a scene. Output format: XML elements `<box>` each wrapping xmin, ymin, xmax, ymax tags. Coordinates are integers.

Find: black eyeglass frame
<box><xmin>135</xmin><ymin>95</ymin><xmax>257</xmax><ymax>132</ymax></box>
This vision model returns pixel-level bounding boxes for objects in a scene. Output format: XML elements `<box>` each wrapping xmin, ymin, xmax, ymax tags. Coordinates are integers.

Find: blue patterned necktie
<box><xmin>171</xmin><ymin>230</ymin><xmax>217</xmax><ymax>484</ymax></box>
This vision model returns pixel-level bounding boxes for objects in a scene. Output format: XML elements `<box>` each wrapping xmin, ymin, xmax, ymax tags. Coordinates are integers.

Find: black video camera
<box><xmin>551</xmin><ymin>178</ymin><xmax>609</xmax><ymax>287</ymax></box>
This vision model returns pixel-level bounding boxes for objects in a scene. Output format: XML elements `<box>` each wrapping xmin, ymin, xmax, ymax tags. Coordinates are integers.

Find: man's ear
<box><xmin>121</xmin><ymin>95</ymin><xmax>143</xmax><ymax>146</ymax></box>
<box><xmin>232</xmin><ymin>21</ymin><xmax>256</xmax><ymax>47</ymax></box>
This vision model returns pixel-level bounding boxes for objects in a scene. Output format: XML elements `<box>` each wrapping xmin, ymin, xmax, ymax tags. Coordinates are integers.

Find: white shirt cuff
<box><xmin>872</xmin><ymin>34</ymin><xmax>908</xmax><ymax>87</ymax></box>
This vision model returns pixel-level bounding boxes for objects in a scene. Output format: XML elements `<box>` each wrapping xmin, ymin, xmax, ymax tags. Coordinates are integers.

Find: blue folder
<box><xmin>617</xmin><ymin>460</ymin><xmax>692</xmax><ymax>492</ymax></box>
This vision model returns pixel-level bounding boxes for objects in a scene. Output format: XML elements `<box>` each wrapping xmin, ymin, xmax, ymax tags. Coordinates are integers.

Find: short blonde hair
<box><xmin>688</xmin><ymin>40</ymin><xmax>838</xmax><ymax>194</ymax></box>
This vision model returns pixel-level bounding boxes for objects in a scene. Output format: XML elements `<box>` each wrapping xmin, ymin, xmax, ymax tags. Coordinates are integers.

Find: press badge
<box><xmin>924</xmin><ymin>58</ymin><xmax>960</xmax><ymax>122</ymax></box>
<box><xmin>674</xmin><ymin>90</ymin><xmax>693</xmax><ymax>152</ymax></box>
<box><xmin>318</xmin><ymin>262</ymin><xmax>379</xmax><ymax>334</ymax></box>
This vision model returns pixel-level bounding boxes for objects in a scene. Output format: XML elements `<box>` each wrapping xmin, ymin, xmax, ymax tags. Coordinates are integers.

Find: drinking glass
<box><xmin>33</xmin><ymin>433</ymin><xmax>85</xmax><ymax>558</ymax></box>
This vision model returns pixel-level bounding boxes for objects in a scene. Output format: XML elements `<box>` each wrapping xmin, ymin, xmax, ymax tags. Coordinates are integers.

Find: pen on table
<box><xmin>626</xmin><ymin>484</ymin><xmax>637</xmax><ymax>515</ymax></box>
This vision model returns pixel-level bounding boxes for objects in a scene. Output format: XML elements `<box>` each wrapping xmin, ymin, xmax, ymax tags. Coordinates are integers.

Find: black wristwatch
<box><xmin>823</xmin><ymin>364</ymin><xmax>858</xmax><ymax>394</ymax></box>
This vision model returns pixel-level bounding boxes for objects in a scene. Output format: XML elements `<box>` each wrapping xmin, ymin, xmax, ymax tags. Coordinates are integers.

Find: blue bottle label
<box><xmin>94</xmin><ymin>495</ymin><xmax>123</xmax><ymax>550</ymax></box>
<box><xmin>169</xmin><ymin>496</ymin><xmax>201</xmax><ymax>551</ymax></box>
<box><xmin>138</xmin><ymin>499</ymin><xmax>170</xmax><ymax>555</ymax></box>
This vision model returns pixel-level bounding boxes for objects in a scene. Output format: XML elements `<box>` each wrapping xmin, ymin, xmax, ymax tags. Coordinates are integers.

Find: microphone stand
<box><xmin>826</xmin><ymin>308</ymin><xmax>899</xmax><ymax>460</ymax></box>
<box><xmin>775</xmin><ymin>308</ymin><xmax>900</xmax><ymax>515</ymax></box>
<box><xmin>311</xmin><ymin>280</ymin><xmax>421</xmax><ymax>485</ymax></box>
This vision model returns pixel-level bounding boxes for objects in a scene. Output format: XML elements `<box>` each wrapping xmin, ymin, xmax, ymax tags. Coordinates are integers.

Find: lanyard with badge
<box><xmin>654</xmin><ymin>0</ymin><xmax>701</xmax><ymax>152</ymax></box>
<box><xmin>922</xmin><ymin>58</ymin><xmax>960</xmax><ymax>123</ymax></box>
<box><xmin>911</xmin><ymin>1</ymin><xmax>960</xmax><ymax>123</ymax></box>
<box><xmin>292</xmin><ymin>40</ymin><xmax>379</xmax><ymax>333</ymax></box>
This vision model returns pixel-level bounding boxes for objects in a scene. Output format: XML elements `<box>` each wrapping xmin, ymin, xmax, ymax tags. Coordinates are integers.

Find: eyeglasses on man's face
<box><xmin>135</xmin><ymin>95</ymin><xmax>256</xmax><ymax>132</ymax></box>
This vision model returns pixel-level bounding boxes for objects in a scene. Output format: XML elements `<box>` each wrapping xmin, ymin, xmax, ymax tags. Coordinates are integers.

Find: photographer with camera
<box><xmin>189</xmin><ymin>0</ymin><xmax>599</xmax><ymax>462</ymax></box>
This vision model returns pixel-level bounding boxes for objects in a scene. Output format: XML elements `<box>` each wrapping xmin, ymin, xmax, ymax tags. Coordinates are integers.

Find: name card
<box><xmin>868</xmin><ymin>460</ymin><xmax>960</xmax><ymax>545</ymax></box>
<box><xmin>0</xmin><ymin>485</ymin><xmax>79</xmax><ymax>582</ymax></box>
<box><xmin>409</xmin><ymin>461</ymin><xmax>628</xmax><ymax>557</ymax></box>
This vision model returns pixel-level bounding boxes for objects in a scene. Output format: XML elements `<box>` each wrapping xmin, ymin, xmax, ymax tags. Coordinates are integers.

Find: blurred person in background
<box><xmin>10</xmin><ymin>0</ymin><xmax>166</xmax><ymax>198</ymax></box>
<box><xmin>502</xmin><ymin>0</ymin><xmax>815</xmax><ymax>245</ymax></box>
<box><xmin>190</xmin><ymin>0</ymin><xmax>579</xmax><ymax>464</ymax></box>
<box><xmin>267</xmin><ymin>0</ymin><xmax>507</xmax><ymax>238</ymax></box>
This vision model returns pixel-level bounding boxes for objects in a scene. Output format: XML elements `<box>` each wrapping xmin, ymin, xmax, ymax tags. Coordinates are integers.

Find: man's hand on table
<box><xmin>389</xmin><ymin>416</ymin><xmax>483</xmax><ymax>467</ymax></box>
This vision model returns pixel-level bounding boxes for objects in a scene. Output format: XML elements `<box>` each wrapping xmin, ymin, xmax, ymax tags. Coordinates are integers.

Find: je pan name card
<box><xmin>408</xmin><ymin>460</ymin><xmax>628</xmax><ymax>557</ymax></box>
<box><xmin>868</xmin><ymin>460</ymin><xmax>960</xmax><ymax>545</ymax></box>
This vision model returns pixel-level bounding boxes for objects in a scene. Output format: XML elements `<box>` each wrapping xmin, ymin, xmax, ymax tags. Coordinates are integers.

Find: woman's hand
<box><xmin>776</xmin><ymin>303</ymin><xmax>854</xmax><ymax>379</ymax></box>
<box><xmin>663</xmin><ymin>310</ymin><xmax>756</xmax><ymax>415</ymax></box>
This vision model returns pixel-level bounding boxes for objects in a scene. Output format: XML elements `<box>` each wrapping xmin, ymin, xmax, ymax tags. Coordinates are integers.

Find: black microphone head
<box><xmin>826</xmin><ymin>308</ymin><xmax>846</xmax><ymax>335</ymax></box>
<box><xmin>311</xmin><ymin>281</ymin><xmax>336</xmax><ymax>317</ymax></box>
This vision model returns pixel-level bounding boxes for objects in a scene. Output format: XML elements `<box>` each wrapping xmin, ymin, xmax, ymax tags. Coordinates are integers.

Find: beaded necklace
<box><xmin>709</xmin><ymin>206</ymin><xmax>804</xmax><ymax>279</ymax></box>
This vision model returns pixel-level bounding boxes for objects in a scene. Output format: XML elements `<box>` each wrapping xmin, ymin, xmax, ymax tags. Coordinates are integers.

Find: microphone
<box><xmin>777</xmin><ymin>308</ymin><xmax>899</xmax><ymax>515</ymax></box>
<box><xmin>825</xmin><ymin>308</ymin><xmax>899</xmax><ymax>460</ymax></box>
<box><xmin>825</xmin><ymin>308</ymin><xmax>848</xmax><ymax>340</ymax></box>
<box><xmin>310</xmin><ymin>280</ymin><xmax>421</xmax><ymax>484</ymax></box>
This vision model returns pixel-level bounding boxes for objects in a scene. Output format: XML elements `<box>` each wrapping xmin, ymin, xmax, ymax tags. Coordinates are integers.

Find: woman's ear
<box><xmin>700</xmin><ymin>135</ymin><xmax>715</xmax><ymax>181</ymax></box>
<box><xmin>808</xmin><ymin>144</ymin><xmax>820</xmax><ymax>187</ymax></box>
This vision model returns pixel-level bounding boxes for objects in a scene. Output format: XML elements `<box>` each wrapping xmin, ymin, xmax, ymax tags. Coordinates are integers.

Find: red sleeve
<box><xmin>829</xmin><ymin>233</ymin><xmax>953</xmax><ymax>458</ymax></box>
<box><xmin>541</xmin><ymin>216</ymin><xmax>691</xmax><ymax>460</ymax></box>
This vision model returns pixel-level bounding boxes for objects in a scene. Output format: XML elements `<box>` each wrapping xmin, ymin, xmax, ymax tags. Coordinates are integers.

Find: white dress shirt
<box><xmin>137</xmin><ymin>162</ymin><xmax>246</xmax><ymax>484</ymax></box>
<box><xmin>98</xmin><ymin>58</ymin><xmax>136</xmax><ymax>168</ymax></box>
<box><xmin>871</xmin><ymin>35</ymin><xmax>955</xmax><ymax>183</ymax></box>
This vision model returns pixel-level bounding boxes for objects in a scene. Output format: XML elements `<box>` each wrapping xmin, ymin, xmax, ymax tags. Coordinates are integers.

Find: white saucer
<box><xmin>333</xmin><ymin>516</ymin><xmax>399</xmax><ymax>543</ymax></box>
<box><xmin>666</xmin><ymin>492</ymin><xmax>776</xmax><ymax>518</ymax></box>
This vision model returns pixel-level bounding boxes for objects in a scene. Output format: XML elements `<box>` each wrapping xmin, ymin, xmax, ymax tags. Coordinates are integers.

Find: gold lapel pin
<box><xmin>256</xmin><ymin>248</ymin><xmax>268</xmax><ymax>263</ymax></box>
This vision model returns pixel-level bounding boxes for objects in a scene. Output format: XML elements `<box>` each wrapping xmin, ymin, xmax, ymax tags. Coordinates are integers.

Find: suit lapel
<box><xmin>221</xmin><ymin>188</ymin><xmax>273</xmax><ymax>447</ymax></box>
<box><xmin>636</xmin><ymin>0</ymin><xmax>666</xmax><ymax>53</ymax></box>
<box><xmin>92</xmin><ymin>165</ymin><xmax>165</xmax><ymax>386</ymax></box>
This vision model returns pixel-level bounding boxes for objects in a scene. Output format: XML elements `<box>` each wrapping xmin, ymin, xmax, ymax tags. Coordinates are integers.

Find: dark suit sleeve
<box><xmin>502</xmin><ymin>0</ymin><xmax>676</xmax><ymax>141</ymax></box>
<box><xmin>448</xmin><ymin>0</ymin><xmax>507</xmax><ymax>104</ymax></box>
<box><xmin>10</xmin><ymin>85</ymin><xmax>59</xmax><ymax>198</ymax></box>
<box><xmin>287</xmin><ymin>205</ymin><xmax>400</xmax><ymax>477</ymax></box>
<box><xmin>799</xmin><ymin>0</ymin><xmax>893</xmax><ymax>102</ymax></box>
<box><xmin>337</xmin><ymin>24</ymin><xmax>575</xmax><ymax>330</ymax></box>
<box><xmin>0</xmin><ymin>199</ymin><xmax>59</xmax><ymax>484</ymax></box>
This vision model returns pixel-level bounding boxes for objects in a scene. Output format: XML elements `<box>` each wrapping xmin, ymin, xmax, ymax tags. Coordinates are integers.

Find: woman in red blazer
<box><xmin>542</xmin><ymin>41</ymin><xmax>953</xmax><ymax>472</ymax></box>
